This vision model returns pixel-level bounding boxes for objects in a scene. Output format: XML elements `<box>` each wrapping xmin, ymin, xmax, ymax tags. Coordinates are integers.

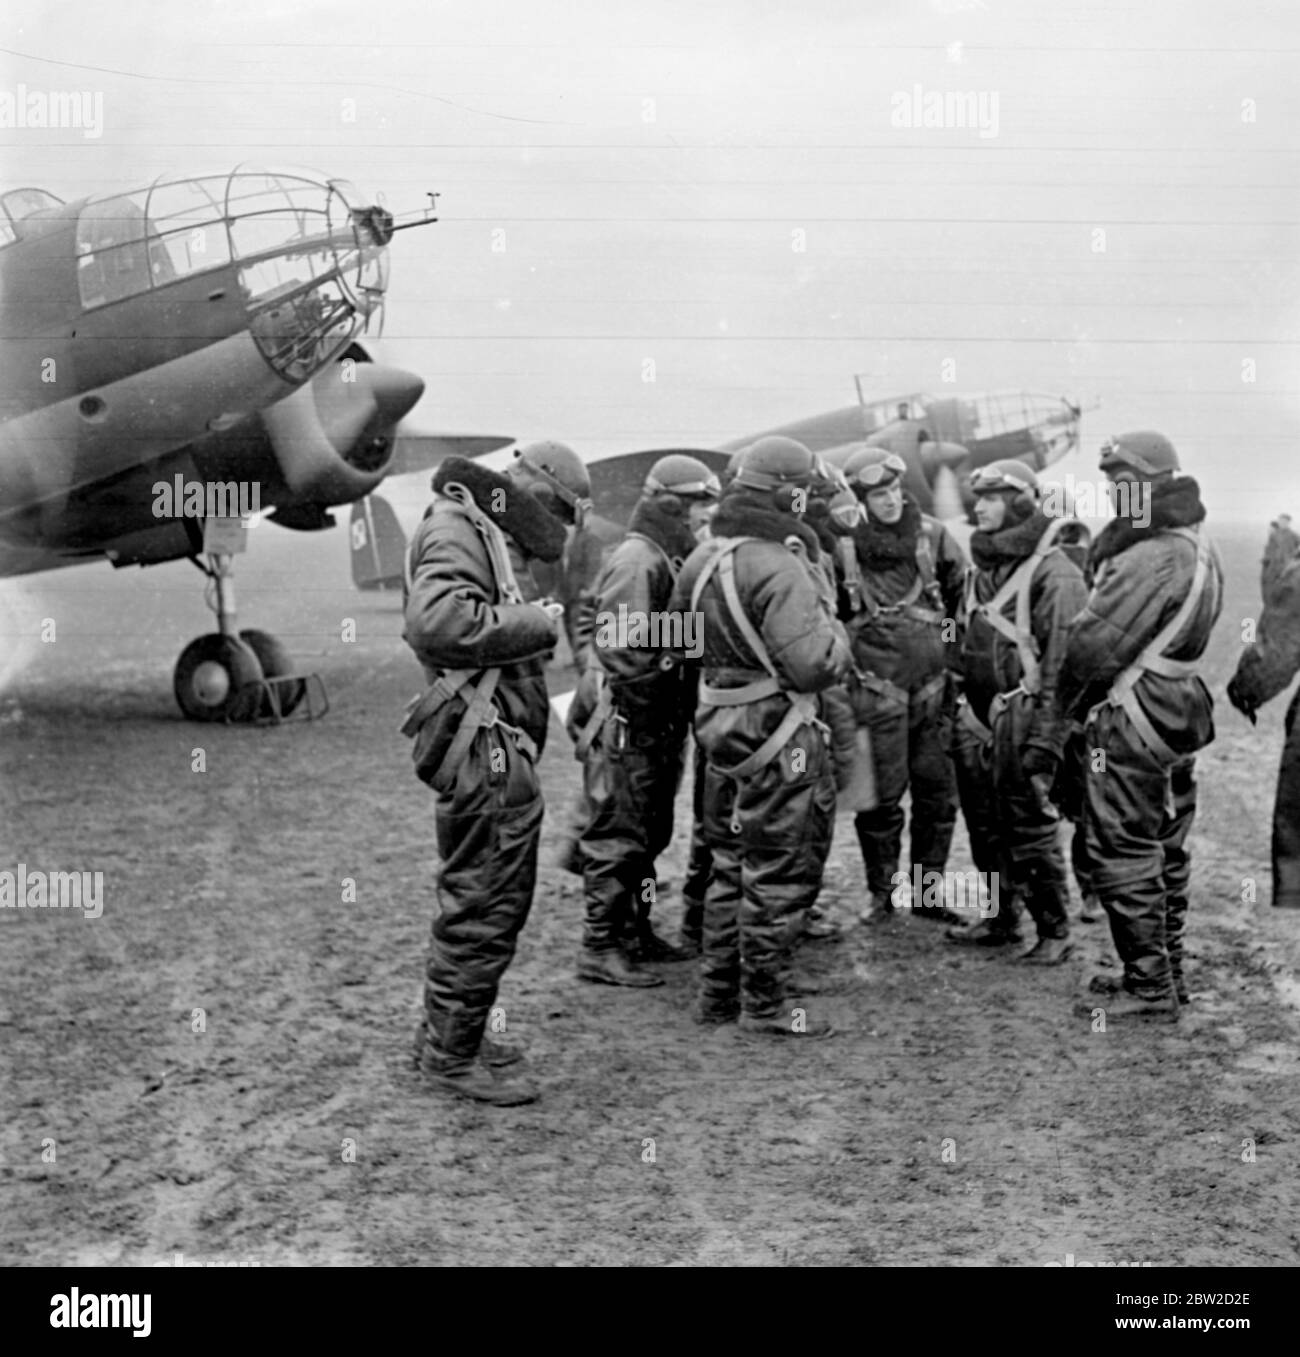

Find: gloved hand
<box><xmin>1226</xmin><ymin>675</ymin><xmax>1258</xmax><ymax>726</ymax></box>
<box><xmin>1262</xmin><ymin>516</ymin><xmax>1300</xmax><ymax>602</ymax></box>
<box><xmin>1022</xmin><ymin>744</ymin><xmax>1060</xmax><ymax>782</ymax></box>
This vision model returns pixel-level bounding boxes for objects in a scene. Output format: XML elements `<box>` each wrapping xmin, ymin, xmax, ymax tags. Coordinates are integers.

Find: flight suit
<box><xmin>404</xmin><ymin>472</ymin><xmax>560</xmax><ymax>1065</ymax></box>
<box><xmin>847</xmin><ymin>500</ymin><xmax>966</xmax><ymax>909</ymax></box>
<box><xmin>1059</xmin><ymin>478</ymin><xmax>1224</xmax><ymax>1001</ymax></box>
<box><xmin>955</xmin><ymin>512</ymin><xmax>1090</xmax><ymax>942</ymax></box>
<box><xmin>671</xmin><ymin>490</ymin><xmax>853</xmax><ymax>1019</ymax></box>
<box><xmin>1228</xmin><ymin>517</ymin><xmax>1300</xmax><ymax>908</ymax></box>
<box><xmin>568</xmin><ymin>500</ymin><xmax>697</xmax><ymax>956</ymax></box>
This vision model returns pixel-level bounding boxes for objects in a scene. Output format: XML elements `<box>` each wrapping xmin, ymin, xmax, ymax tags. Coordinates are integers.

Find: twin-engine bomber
<box><xmin>0</xmin><ymin>166</ymin><xmax>509</xmax><ymax>721</ymax></box>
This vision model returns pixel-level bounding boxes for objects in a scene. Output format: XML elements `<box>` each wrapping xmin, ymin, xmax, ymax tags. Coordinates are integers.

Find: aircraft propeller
<box><xmin>920</xmin><ymin>439</ymin><xmax>969</xmax><ymax>521</ymax></box>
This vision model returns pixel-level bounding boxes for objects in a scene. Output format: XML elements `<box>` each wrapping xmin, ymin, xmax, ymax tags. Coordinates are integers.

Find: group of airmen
<box><xmin>400</xmin><ymin>425</ymin><xmax>1296</xmax><ymax>1107</ymax></box>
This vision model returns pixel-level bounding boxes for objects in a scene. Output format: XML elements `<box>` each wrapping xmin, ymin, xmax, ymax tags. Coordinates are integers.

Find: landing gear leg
<box><xmin>173</xmin><ymin>552</ymin><xmax>264</xmax><ymax>722</ymax></box>
<box><xmin>173</xmin><ymin>535</ymin><xmax>324</xmax><ymax>723</ymax></box>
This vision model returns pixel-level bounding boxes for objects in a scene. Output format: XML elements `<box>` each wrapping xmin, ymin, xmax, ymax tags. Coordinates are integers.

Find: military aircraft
<box><xmin>0</xmin><ymin>167</ymin><xmax>510</xmax><ymax>721</ymax></box>
<box><xmin>721</xmin><ymin>383</ymin><xmax>1094</xmax><ymax>523</ymax></box>
<box><xmin>349</xmin><ymin>384</ymin><xmax>1093</xmax><ymax>598</ymax></box>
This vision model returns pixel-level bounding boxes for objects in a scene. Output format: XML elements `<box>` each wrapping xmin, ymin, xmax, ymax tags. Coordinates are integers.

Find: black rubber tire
<box><xmin>239</xmin><ymin>629</ymin><xmax>306</xmax><ymax>718</ymax></box>
<box><xmin>173</xmin><ymin>634</ymin><xmax>264</xmax><ymax>722</ymax></box>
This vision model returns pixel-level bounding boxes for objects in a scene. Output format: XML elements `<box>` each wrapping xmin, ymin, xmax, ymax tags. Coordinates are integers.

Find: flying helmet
<box><xmin>721</xmin><ymin>447</ymin><xmax>747</xmax><ymax>489</ymax></box>
<box><xmin>1099</xmin><ymin>430</ymin><xmax>1180</xmax><ymax>477</ymax></box>
<box><xmin>731</xmin><ymin>436</ymin><xmax>817</xmax><ymax>491</ymax></box>
<box><xmin>643</xmin><ymin>453</ymin><xmax>721</xmax><ymax>501</ymax></box>
<box><xmin>513</xmin><ymin>440</ymin><xmax>593</xmax><ymax>526</ymax></box>
<box><xmin>843</xmin><ymin>446</ymin><xmax>907</xmax><ymax>493</ymax></box>
<box><xmin>969</xmin><ymin>459</ymin><xmax>1039</xmax><ymax>497</ymax></box>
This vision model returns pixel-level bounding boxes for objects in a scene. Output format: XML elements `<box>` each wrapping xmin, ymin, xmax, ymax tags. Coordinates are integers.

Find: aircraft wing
<box><xmin>382</xmin><ymin>432</ymin><xmax>517</xmax><ymax>477</ymax></box>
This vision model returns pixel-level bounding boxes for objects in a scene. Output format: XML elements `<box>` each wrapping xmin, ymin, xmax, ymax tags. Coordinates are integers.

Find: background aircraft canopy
<box><xmin>0</xmin><ymin>187</ymin><xmax>65</xmax><ymax>246</ymax></box>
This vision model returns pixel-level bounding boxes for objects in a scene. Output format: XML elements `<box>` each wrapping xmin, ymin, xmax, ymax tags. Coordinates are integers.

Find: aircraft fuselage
<box><xmin>0</xmin><ymin>169</ymin><xmax>418</xmax><ymax>576</ymax></box>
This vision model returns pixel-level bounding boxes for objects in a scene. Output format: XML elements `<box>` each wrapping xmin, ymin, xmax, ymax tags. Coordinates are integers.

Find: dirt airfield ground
<box><xmin>1</xmin><ymin>517</ymin><xmax>1298</xmax><ymax>1267</ymax></box>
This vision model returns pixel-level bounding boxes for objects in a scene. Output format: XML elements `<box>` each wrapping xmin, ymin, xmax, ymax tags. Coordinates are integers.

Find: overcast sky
<box><xmin>3</xmin><ymin>0</ymin><xmax>1297</xmax><ymax>519</ymax></box>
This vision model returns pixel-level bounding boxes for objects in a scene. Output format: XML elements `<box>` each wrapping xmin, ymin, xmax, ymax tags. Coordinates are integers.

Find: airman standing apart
<box><xmin>404</xmin><ymin>443</ymin><xmax>592</xmax><ymax>1103</ymax></box>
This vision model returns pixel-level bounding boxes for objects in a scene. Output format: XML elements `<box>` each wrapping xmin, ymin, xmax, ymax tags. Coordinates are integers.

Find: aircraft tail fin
<box><xmin>349</xmin><ymin>494</ymin><xmax>407</xmax><ymax>592</ymax></box>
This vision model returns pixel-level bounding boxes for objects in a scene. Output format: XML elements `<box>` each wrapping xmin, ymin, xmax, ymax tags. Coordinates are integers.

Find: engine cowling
<box><xmin>261</xmin><ymin>352</ymin><xmax>424</xmax><ymax>514</ymax></box>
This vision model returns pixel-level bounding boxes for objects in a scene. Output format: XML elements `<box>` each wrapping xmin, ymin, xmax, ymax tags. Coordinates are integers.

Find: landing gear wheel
<box><xmin>239</xmin><ymin>628</ymin><xmax>306</xmax><ymax>718</ymax></box>
<box><xmin>173</xmin><ymin>634</ymin><xmax>264</xmax><ymax>722</ymax></box>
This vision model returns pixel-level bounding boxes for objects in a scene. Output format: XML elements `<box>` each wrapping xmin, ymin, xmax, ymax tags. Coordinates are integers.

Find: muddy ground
<box><xmin>1</xmin><ymin>521</ymin><xmax>1298</xmax><ymax>1267</ymax></box>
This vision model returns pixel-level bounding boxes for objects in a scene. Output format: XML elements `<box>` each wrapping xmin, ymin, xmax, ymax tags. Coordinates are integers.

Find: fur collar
<box><xmin>1090</xmin><ymin>475</ymin><xmax>1206</xmax><ymax>568</ymax></box>
<box><xmin>710</xmin><ymin>487</ymin><xmax>821</xmax><ymax>560</ymax></box>
<box><xmin>970</xmin><ymin>510</ymin><xmax>1056</xmax><ymax>569</ymax></box>
<box><xmin>852</xmin><ymin>496</ymin><xmax>923</xmax><ymax>565</ymax></box>
<box><xmin>432</xmin><ymin>456</ymin><xmax>567</xmax><ymax>563</ymax></box>
<box><xmin>628</xmin><ymin>496</ymin><xmax>699</xmax><ymax>565</ymax></box>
